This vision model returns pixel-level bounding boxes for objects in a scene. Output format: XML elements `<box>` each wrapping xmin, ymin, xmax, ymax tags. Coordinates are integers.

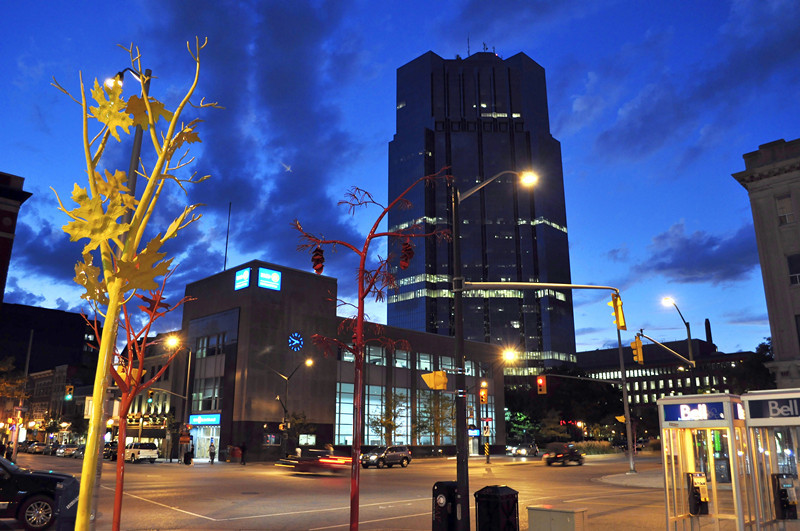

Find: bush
<box><xmin>572</xmin><ymin>440</ymin><xmax>615</xmax><ymax>455</ymax></box>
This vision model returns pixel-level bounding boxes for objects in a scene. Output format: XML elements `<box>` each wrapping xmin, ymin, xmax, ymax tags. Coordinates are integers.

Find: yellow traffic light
<box><xmin>631</xmin><ymin>336</ymin><xmax>644</xmax><ymax>365</ymax></box>
<box><xmin>536</xmin><ymin>375</ymin><xmax>547</xmax><ymax>394</ymax></box>
<box><xmin>608</xmin><ymin>293</ymin><xmax>626</xmax><ymax>330</ymax></box>
<box><xmin>479</xmin><ymin>387</ymin><xmax>488</xmax><ymax>404</ymax></box>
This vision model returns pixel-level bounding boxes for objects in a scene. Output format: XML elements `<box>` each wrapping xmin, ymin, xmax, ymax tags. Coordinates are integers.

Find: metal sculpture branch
<box><xmin>293</xmin><ymin>169</ymin><xmax>451</xmax><ymax>531</ymax></box>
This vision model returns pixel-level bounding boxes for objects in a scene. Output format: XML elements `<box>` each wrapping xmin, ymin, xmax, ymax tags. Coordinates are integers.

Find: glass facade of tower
<box><xmin>387</xmin><ymin>51</ymin><xmax>576</xmax><ymax>369</ymax></box>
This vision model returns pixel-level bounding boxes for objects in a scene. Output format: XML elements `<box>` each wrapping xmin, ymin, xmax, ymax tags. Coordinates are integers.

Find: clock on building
<box><xmin>288</xmin><ymin>332</ymin><xmax>304</xmax><ymax>351</ymax></box>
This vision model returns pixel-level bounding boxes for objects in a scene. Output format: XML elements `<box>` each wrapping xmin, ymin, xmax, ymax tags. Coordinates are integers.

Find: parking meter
<box><xmin>772</xmin><ymin>473</ymin><xmax>798</xmax><ymax>520</ymax></box>
<box><xmin>687</xmin><ymin>472</ymin><xmax>709</xmax><ymax>515</ymax></box>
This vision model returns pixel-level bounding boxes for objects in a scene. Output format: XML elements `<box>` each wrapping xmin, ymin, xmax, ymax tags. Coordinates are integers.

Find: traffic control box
<box><xmin>432</xmin><ymin>481</ymin><xmax>458</xmax><ymax>530</ymax></box>
<box><xmin>474</xmin><ymin>485</ymin><xmax>519</xmax><ymax>531</ymax></box>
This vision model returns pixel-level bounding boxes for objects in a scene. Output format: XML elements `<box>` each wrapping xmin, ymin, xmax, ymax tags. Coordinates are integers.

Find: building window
<box><xmin>439</xmin><ymin>356</ymin><xmax>455</xmax><ymax>372</ymax></box>
<box><xmin>789</xmin><ymin>254</ymin><xmax>800</xmax><ymax>285</ymax></box>
<box><xmin>191</xmin><ymin>377</ymin><xmax>222</xmax><ymax>411</ymax></box>
<box><xmin>335</xmin><ymin>383</ymin><xmax>354</xmax><ymax>445</ymax></box>
<box><xmin>196</xmin><ymin>334</ymin><xmax>225</xmax><ymax>359</ymax></box>
<box><xmin>417</xmin><ymin>353</ymin><xmax>433</xmax><ymax>372</ymax></box>
<box><xmin>777</xmin><ymin>195</ymin><xmax>794</xmax><ymax>225</ymax></box>
<box><xmin>366</xmin><ymin>345</ymin><xmax>385</xmax><ymax>366</ymax></box>
<box><xmin>796</xmin><ymin>315</ymin><xmax>800</xmax><ymax>351</ymax></box>
<box><xmin>394</xmin><ymin>350</ymin><xmax>409</xmax><ymax>369</ymax></box>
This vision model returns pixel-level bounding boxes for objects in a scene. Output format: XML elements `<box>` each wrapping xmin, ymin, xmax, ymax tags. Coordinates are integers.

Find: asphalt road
<box><xmin>2</xmin><ymin>452</ymin><xmax>667</xmax><ymax>530</ymax></box>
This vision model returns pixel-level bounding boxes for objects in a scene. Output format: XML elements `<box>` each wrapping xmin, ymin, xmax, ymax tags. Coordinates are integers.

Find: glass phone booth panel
<box><xmin>743</xmin><ymin>389</ymin><xmax>800</xmax><ymax>530</ymax></box>
<box><xmin>659</xmin><ymin>394</ymin><xmax>755</xmax><ymax>530</ymax></box>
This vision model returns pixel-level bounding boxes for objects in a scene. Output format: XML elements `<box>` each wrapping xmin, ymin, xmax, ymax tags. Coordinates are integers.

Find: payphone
<box><xmin>687</xmin><ymin>472</ymin><xmax>709</xmax><ymax>515</ymax></box>
<box><xmin>658</xmin><ymin>394</ymin><xmax>755</xmax><ymax>530</ymax></box>
<box><xmin>743</xmin><ymin>389</ymin><xmax>800</xmax><ymax>527</ymax></box>
<box><xmin>772</xmin><ymin>473</ymin><xmax>798</xmax><ymax>520</ymax></box>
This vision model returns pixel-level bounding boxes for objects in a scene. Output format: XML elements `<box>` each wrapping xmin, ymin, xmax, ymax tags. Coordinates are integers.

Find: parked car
<box><xmin>124</xmin><ymin>442</ymin><xmax>158</xmax><ymax>463</ymax></box>
<box><xmin>359</xmin><ymin>445</ymin><xmax>411</xmax><ymax>469</ymax></box>
<box><xmin>72</xmin><ymin>445</ymin><xmax>86</xmax><ymax>459</ymax></box>
<box><xmin>56</xmin><ymin>444</ymin><xmax>79</xmax><ymax>457</ymax></box>
<box><xmin>42</xmin><ymin>444</ymin><xmax>60</xmax><ymax>456</ymax></box>
<box><xmin>512</xmin><ymin>443</ymin><xmax>539</xmax><ymax>457</ymax></box>
<box><xmin>16</xmin><ymin>441</ymin><xmax>33</xmax><ymax>454</ymax></box>
<box><xmin>0</xmin><ymin>456</ymin><xmax>79</xmax><ymax>530</ymax></box>
<box><xmin>103</xmin><ymin>441</ymin><xmax>118</xmax><ymax>461</ymax></box>
<box><xmin>26</xmin><ymin>443</ymin><xmax>45</xmax><ymax>455</ymax></box>
<box><xmin>543</xmin><ymin>443</ymin><xmax>584</xmax><ymax>466</ymax></box>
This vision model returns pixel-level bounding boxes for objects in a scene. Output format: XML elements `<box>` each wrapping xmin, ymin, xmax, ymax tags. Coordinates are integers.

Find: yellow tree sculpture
<box><xmin>51</xmin><ymin>39</ymin><xmax>219</xmax><ymax>529</ymax></box>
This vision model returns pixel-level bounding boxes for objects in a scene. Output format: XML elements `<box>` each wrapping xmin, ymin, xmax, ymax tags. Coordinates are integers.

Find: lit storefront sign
<box><xmin>747</xmin><ymin>398</ymin><xmax>800</xmax><ymax>419</ymax></box>
<box><xmin>189</xmin><ymin>414</ymin><xmax>221</xmax><ymax>425</ymax></box>
<box><xmin>663</xmin><ymin>402</ymin><xmax>726</xmax><ymax>422</ymax></box>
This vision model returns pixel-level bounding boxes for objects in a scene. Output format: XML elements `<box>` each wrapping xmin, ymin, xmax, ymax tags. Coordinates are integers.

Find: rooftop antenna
<box><xmin>467</xmin><ymin>36</ymin><xmax>470</xmax><ymax>56</ymax></box>
<box><xmin>223</xmin><ymin>202</ymin><xmax>231</xmax><ymax>271</ymax></box>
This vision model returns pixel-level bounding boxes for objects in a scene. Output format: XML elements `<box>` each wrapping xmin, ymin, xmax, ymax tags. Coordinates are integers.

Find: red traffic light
<box><xmin>536</xmin><ymin>375</ymin><xmax>547</xmax><ymax>394</ymax></box>
<box><xmin>399</xmin><ymin>241</ymin><xmax>414</xmax><ymax>270</ymax></box>
<box><xmin>311</xmin><ymin>246</ymin><xmax>325</xmax><ymax>275</ymax></box>
<box><xmin>479</xmin><ymin>387</ymin><xmax>488</xmax><ymax>404</ymax></box>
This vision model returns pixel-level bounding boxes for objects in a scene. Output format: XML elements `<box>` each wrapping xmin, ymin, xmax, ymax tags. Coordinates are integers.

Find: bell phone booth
<box><xmin>743</xmin><ymin>389</ymin><xmax>800</xmax><ymax>529</ymax></box>
<box><xmin>658</xmin><ymin>394</ymin><xmax>757</xmax><ymax>530</ymax></box>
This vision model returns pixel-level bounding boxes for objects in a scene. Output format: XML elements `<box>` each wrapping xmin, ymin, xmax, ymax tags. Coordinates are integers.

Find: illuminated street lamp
<box><xmin>272</xmin><ymin>358</ymin><xmax>314</xmax><ymax>457</ymax></box>
<box><xmin>451</xmin><ymin>169</ymin><xmax>537</xmax><ymax>530</ymax></box>
<box><xmin>661</xmin><ymin>297</ymin><xmax>694</xmax><ymax>364</ymax></box>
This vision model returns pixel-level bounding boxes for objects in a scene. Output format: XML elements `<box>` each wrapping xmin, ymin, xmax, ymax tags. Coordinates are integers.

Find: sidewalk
<box><xmin>599</xmin><ymin>467</ymin><xmax>664</xmax><ymax>489</ymax></box>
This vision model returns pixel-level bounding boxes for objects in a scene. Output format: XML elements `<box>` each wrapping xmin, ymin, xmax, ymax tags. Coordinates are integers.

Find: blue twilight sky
<box><xmin>2</xmin><ymin>1</ymin><xmax>798</xmax><ymax>356</ymax></box>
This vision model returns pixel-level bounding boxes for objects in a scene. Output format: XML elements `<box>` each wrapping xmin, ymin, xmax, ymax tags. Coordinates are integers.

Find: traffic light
<box><xmin>631</xmin><ymin>336</ymin><xmax>644</xmax><ymax>365</ymax></box>
<box><xmin>608</xmin><ymin>293</ymin><xmax>627</xmax><ymax>330</ymax></box>
<box><xmin>399</xmin><ymin>241</ymin><xmax>414</xmax><ymax>270</ymax></box>
<box><xmin>279</xmin><ymin>423</ymin><xmax>285</xmax><ymax>431</ymax></box>
<box><xmin>536</xmin><ymin>375</ymin><xmax>547</xmax><ymax>395</ymax></box>
<box><xmin>65</xmin><ymin>385</ymin><xmax>74</xmax><ymax>401</ymax></box>
<box><xmin>311</xmin><ymin>246</ymin><xmax>324</xmax><ymax>275</ymax></box>
<box><xmin>147</xmin><ymin>390</ymin><xmax>154</xmax><ymax>403</ymax></box>
<box><xmin>479</xmin><ymin>387</ymin><xmax>488</xmax><ymax>404</ymax></box>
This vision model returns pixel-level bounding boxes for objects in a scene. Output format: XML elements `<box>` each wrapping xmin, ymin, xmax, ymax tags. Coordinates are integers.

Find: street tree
<box><xmin>293</xmin><ymin>170</ymin><xmax>449</xmax><ymax>530</ymax></box>
<box><xmin>51</xmin><ymin>40</ymin><xmax>219</xmax><ymax>530</ymax></box>
<box><xmin>367</xmin><ymin>390</ymin><xmax>409</xmax><ymax>446</ymax></box>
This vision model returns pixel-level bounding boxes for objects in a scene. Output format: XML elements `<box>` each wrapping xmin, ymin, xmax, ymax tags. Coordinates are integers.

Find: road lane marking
<box><xmin>309</xmin><ymin>511</ymin><xmax>431</xmax><ymax>530</ymax></box>
<box><xmin>102</xmin><ymin>486</ymin><xmax>430</xmax><ymax>524</ymax></box>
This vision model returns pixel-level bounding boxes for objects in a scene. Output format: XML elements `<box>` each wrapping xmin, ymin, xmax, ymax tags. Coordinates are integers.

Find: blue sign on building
<box><xmin>663</xmin><ymin>402</ymin><xmax>726</xmax><ymax>422</ymax></box>
<box><xmin>234</xmin><ymin>268</ymin><xmax>251</xmax><ymax>290</ymax></box>
<box><xmin>258</xmin><ymin>267</ymin><xmax>282</xmax><ymax>291</ymax></box>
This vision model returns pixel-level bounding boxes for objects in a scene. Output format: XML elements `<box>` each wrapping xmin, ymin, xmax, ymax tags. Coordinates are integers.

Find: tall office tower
<box><xmin>387</xmin><ymin>51</ymin><xmax>576</xmax><ymax>370</ymax></box>
<box><xmin>733</xmin><ymin>138</ymin><xmax>800</xmax><ymax>388</ymax></box>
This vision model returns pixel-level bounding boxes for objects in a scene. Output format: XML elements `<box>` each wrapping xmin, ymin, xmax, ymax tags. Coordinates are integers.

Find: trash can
<box><xmin>54</xmin><ymin>476</ymin><xmax>80</xmax><ymax>530</ymax></box>
<box><xmin>432</xmin><ymin>481</ymin><xmax>458</xmax><ymax>531</ymax></box>
<box><xmin>474</xmin><ymin>485</ymin><xmax>519</xmax><ymax>531</ymax></box>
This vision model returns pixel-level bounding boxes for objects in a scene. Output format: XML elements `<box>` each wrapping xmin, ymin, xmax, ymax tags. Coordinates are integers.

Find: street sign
<box><xmin>481</xmin><ymin>417</ymin><xmax>493</xmax><ymax>422</ymax></box>
<box><xmin>179</xmin><ymin>435</ymin><xmax>190</xmax><ymax>444</ymax></box>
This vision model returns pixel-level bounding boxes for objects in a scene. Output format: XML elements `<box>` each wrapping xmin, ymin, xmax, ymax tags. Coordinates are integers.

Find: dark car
<box><xmin>42</xmin><ymin>444</ymin><xmax>60</xmax><ymax>456</ymax></box>
<box><xmin>543</xmin><ymin>443</ymin><xmax>584</xmax><ymax>466</ymax></box>
<box><xmin>72</xmin><ymin>445</ymin><xmax>86</xmax><ymax>459</ymax></box>
<box><xmin>0</xmin><ymin>456</ymin><xmax>79</xmax><ymax>529</ymax></box>
<box><xmin>103</xmin><ymin>441</ymin><xmax>118</xmax><ymax>461</ymax></box>
<box><xmin>360</xmin><ymin>445</ymin><xmax>411</xmax><ymax>469</ymax></box>
<box><xmin>276</xmin><ymin>450</ymin><xmax>352</xmax><ymax>474</ymax></box>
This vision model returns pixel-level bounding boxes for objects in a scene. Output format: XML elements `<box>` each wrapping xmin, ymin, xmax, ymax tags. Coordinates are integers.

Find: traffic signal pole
<box><xmin>465</xmin><ymin>280</ymin><xmax>637</xmax><ymax>474</ymax></box>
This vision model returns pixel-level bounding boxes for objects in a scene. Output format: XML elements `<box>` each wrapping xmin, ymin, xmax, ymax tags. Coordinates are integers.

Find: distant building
<box><xmin>387</xmin><ymin>51</ymin><xmax>576</xmax><ymax>372</ymax></box>
<box><xmin>176</xmin><ymin>260</ymin><xmax>506</xmax><ymax>461</ymax></box>
<box><xmin>0</xmin><ymin>171</ymin><xmax>32</xmax><ymax>306</ymax></box>
<box><xmin>733</xmin><ymin>138</ymin><xmax>800</xmax><ymax>387</ymax></box>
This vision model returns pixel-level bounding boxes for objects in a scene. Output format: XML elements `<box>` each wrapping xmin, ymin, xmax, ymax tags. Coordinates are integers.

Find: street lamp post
<box><xmin>451</xmin><ymin>169</ymin><xmax>537</xmax><ymax>531</ymax></box>
<box><xmin>271</xmin><ymin>359</ymin><xmax>313</xmax><ymax>457</ymax></box>
<box><xmin>662</xmin><ymin>297</ymin><xmax>693</xmax><ymax>363</ymax></box>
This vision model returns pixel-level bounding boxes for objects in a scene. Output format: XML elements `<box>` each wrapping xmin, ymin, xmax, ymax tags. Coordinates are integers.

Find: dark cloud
<box><xmin>11</xmin><ymin>216</ymin><xmax>84</xmax><ymax>285</ymax></box>
<box><xmin>635</xmin><ymin>222</ymin><xmax>758</xmax><ymax>284</ymax></box>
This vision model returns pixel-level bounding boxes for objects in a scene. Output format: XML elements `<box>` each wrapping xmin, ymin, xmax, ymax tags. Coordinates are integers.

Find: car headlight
<box><xmin>369</xmin><ymin>455</ymin><xmax>377</xmax><ymax>460</ymax></box>
<box><xmin>520</xmin><ymin>449</ymin><xmax>528</xmax><ymax>455</ymax></box>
